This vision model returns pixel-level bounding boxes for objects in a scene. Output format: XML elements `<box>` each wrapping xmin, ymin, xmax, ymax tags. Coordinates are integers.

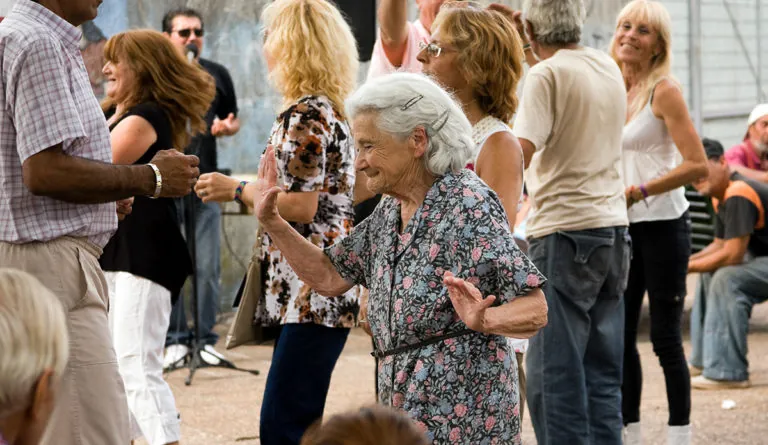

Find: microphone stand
<box><xmin>164</xmin><ymin>80</ymin><xmax>259</xmax><ymax>385</ymax></box>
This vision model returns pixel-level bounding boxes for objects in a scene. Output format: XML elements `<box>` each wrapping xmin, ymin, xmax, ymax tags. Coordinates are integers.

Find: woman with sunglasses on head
<box><xmin>193</xmin><ymin>1</ymin><xmax>359</xmax><ymax>444</ymax></box>
<box><xmin>416</xmin><ymin>2</ymin><xmax>530</xmax><ymax>416</ymax></box>
<box><xmin>98</xmin><ymin>29</ymin><xmax>215</xmax><ymax>445</ymax></box>
<box><xmin>610</xmin><ymin>2</ymin><xmax>707</xmax><ymax>444</ymax></box>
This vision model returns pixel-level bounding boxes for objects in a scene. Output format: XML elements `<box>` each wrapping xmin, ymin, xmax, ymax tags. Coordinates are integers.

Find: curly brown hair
<box><xmin>432</xmin><ymin>6</ymin><xmax>525</xmax><ymax>123</ymax></box>
<box><xmin>101</xmin><ymin>29</ymin><xmax>215</xmax><ymax>150</ymax></box>
<box><xmin>299</xmin><ymin>405</ymin><xmax>429</xmax><ymax>445</ymax></box>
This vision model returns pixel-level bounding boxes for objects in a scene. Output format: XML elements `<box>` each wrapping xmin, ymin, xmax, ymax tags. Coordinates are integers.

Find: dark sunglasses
<box><xmin>174</xmin><ymin>28</ymin><xmax>204</xmax><ymax>38</ymax></box>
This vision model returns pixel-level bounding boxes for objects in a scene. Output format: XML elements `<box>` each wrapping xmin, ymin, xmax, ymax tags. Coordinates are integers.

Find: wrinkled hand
<box><xmin>443</xmin><ymin>271</ymin><xmax>496</xmax><ymax>333</ymax></box>
<box><xmin>487</xmin><ymin>3</ymin><xmax>527</xmax><ymax>44</ymax></box>
<box><xmin>211</xmin><ymin>113</ymin><xmax>238</xmax><ymax>137</ymax></box>
<box><xmin>148</xmin><ymin>149</ymin><xmax>200</xmax><ymax>197</ymax></box>
<box><xmin>116</xmin><ymin>197</ymin><xmax>133</xmax><ymax>221</ymax></box>
<box><xmin>253</xmin><ymin>145</ymin><xmax>282</xmax><ymax>226</ymax></box>
<box><xmin>195</xmin><ymin>172</ymin><xmax>239</xmax><ymax>203</ymax></box>
<box><xmin>359</xmin><ymin>287</ymin><xmax>372</xmax><ymax>337</ymax></box>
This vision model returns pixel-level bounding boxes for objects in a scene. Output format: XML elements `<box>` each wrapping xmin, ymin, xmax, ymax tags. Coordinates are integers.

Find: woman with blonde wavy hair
<box><xmin>609</xmin><ymin>2</ymin><xmax>707</xmax><ymax>444</ymax></box>
<box><xmin>98</xmin><ymin>29</ymin><xmax>215</xmax><ymax>445</ymax></box>
<box><xmin>414</xmin><ymin>2</ymin><xmax>531</xmax><ymax>414</ymax></box>
<box><xmin>193</xmin><ymin>1</ymin><xmax>358</xmax><ymax>444</ymax></box>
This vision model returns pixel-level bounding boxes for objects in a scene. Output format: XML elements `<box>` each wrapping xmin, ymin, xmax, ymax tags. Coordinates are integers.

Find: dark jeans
<box><xmin>623</xmin><ymin>213</ymin><xmax>691</xmax><ymax>426</ymax></box>
<box><xmin>167</xmin><ymin>199</ymin><xmax>222</xmax><ymax>346</ymax></box>
<box><xmin>526</xmin><ymin>227</ymin><xmax>631</xmax><ymax>445</ymax></box>
<box><xmin>260</xmin><ymin>323</ymin><xmax>350</xmax><ymax>445</ymax></box>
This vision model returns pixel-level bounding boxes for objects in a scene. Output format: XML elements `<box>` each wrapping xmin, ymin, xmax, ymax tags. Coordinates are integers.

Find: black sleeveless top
<box><xmin>100</xmin><ymin>103</ymin><xmax>192</xmax><ymax>298</ymax></box>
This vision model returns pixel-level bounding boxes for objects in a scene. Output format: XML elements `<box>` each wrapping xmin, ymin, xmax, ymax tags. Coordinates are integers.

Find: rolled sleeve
<box><xmin>10</xmin><ymin>38</ymin><xmax>86</xmax><ymax>162</ymax></box>
<box><xmin>512</xmin><ymin>70</ymin><xmax>554</xmax><ymax>151</ymax></box>
<box><xmin>324</xmin><ymin>217</ymin><xmax>371</xmax><ymax>287</ymax></box>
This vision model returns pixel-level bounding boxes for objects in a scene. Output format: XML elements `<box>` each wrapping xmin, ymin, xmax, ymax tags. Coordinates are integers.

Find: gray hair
<box><xmin>0</xmin><ymin>269</ymin><xmax>68</xmax><ymax>418</ymax></box>
<box><xmin>346</xmin><ymin>73</ymin><xmax>475</xmax><ymax>176</ymax></box>
<box><xmin>524</xmin><ymin>0</ymin><xmax>585</xmax><ymax>46</ymax></box>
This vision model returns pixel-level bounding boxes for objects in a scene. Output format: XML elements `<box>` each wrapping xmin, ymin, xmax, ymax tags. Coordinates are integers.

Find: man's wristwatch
<box><xmin>147</xmin><ymin>163</ymin><xmax>162</xmax><ymax>199</ymax></box>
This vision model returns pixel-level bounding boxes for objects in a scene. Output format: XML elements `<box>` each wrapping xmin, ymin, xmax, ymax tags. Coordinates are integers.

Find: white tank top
<box><xmin>472</xmin><ymin>115</ymin><xmax>528</xmax><ymax>354</ymax></box>
<box><xmin>621</xmin><ymin>84</ymin><xmax>689</xmax><ymax>223</ymax></box>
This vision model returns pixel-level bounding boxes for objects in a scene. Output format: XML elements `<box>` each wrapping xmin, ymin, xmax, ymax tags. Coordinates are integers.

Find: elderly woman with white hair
<box><xmin>248</xmin><ymin>72</ymin><xmax>547</xmax><ymax>444</ymax></box>
<box><xmin>0</xmin><ymin>269</ymin><xmax>68</xmax><ymax>445</ymax></box>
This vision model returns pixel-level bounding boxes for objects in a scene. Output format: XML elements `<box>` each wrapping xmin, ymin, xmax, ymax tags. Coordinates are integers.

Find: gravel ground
<box><xmin>142</xmin><ymin>276</ymin><xmax>768</xmax><ymax>445</ymax></box>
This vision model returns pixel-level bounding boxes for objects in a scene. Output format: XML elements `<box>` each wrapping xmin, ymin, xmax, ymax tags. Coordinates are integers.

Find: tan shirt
<box><xmin>514</xmin><ymin>47</ymin><xmax>628</xmax><ymax>239</ymax></box>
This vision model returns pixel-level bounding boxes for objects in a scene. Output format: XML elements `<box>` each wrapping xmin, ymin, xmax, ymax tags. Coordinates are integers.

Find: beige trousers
<box><xmin>0</xmin><ymin>237</ymin><xmax>130</xmax><ymax>445</ymax></box>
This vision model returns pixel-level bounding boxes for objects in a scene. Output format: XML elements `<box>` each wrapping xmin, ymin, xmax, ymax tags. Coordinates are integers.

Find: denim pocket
<box><xmin>549</xmin><ymin>229</ymin><xmax>618</xmax><ymax>304</ymax></box>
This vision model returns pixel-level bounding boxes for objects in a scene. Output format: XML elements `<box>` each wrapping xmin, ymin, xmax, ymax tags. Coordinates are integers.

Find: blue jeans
<box><xmin>260</xmin><ymin>323</ymin><xmax>349</xmax><ymax>445</ymax></box>
<box><xmin>166</xmin><ymin>199</ymin><xmax>222</xmax><ymax>346</ymax></box>
<box><xmin>689</xmin><ymin>257</ymin><xmax>768</xmax><ymax>381</ymax></box>
<box><xmin>526</xmin><ymin>227</ymin><xmax>631</xmax><ymax>445</ymax></box>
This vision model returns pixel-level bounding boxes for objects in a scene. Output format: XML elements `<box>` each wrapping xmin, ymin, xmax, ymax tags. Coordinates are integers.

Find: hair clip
<box><xmin>430</xmin><ymin>109</ymin><xmax>451</xmax><ymax>134</ymax></box>
<box><xmin>401</xmin><ymin>94</ymin><xmax>424</xmax><ymax>111</ymax></box>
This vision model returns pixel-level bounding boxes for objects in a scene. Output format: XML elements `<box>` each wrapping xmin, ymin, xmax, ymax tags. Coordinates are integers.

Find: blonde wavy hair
<box><xmin>101</xmin><ymin>29</ymin><xmax>216</xmax><ymax>150</ymax></box>
<box><xmin>610</xmin><ymin>0</ymin><xmax>676</xmax><ymax>121</ymax></box>
<box><xmin>432</xmin><ymin>5</ymin><xmax>524</xmax><ymax>123</ymax></box>
<box><xmin>261</xmin><ymin>0</ymin><xmax>359</xmax><ymax>117</ymax></box>
<box><xmin>0</xmin><ymin>269</ymin><xmax>68</xmax><ymax>418</ymax></box>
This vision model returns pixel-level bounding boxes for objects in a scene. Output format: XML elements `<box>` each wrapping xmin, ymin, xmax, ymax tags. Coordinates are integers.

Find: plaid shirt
<box><xmin>0</xmin><ymin>0</ymin><xmax>116</xmax><ymax>247</ymax></box>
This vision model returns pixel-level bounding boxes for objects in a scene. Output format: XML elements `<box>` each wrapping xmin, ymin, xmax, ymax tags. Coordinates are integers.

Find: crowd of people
<box><xmin>0</xmin><ymin>0</ymin><xmax>766</xmax><ymax>445</ymax></box>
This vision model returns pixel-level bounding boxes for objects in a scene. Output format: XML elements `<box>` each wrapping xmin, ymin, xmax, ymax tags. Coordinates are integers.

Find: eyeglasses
<box><xmin>173</xmin><ymin>28</ymin><xmax>204</xmax><ymax>38</ymax></box>
<box><xmin>418</xmin><ymin>41</ymin><xmax>451</xmax><ymax>58</ymax></box>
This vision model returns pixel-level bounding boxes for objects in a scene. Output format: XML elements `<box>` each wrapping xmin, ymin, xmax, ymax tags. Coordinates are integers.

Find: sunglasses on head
<box><xmin>174</xmin><ymin>28</ymin><xmax>204</xmax><ymax>38</ymax></box>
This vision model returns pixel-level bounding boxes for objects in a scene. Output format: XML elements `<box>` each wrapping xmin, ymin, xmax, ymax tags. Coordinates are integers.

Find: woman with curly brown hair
<box><xmin>415</xmin><ymin>2</ymin><xmax>531</xmax><ymax>415</ymax></box>
<box><xmin>300</xmin><ymin>406</ymin><xmax>429</xmax><ymax>445</ymax></box>
<box><xmin>98</xmin><ymin>29</ymin><xmax>215</xmax><ymax>445</ymax></box>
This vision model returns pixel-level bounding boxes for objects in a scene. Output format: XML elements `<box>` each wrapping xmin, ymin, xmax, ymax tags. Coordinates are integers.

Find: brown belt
<box><xmin>371</xmin><ymin>328</ymin><xmax>476</xmax><ymax>359</ymax></box>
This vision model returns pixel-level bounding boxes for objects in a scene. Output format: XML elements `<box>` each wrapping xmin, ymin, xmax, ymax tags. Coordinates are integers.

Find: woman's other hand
<box><xmin>443</xmin><ymin>271</ymin><xmax>496</xmax><ymax>333</ymax></box>
<box><xmin>253</xmin><ymin>145</ymin><xmax>283</xmax><ymax>227</ymax></box>
<box><xmin>194</xmin><ymin>172</ymin><xmax>239</xmax><ymax>203</ymax></box>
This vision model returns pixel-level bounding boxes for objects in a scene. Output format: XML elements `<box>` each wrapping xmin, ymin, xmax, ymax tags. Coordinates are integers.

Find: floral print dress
<box><xmin>257</xmin><ymin>95</ymin><xmax>358</xmax><ymax>328</ymax></box>
<box><xmin>326</xmin><ymin>170</ymin><xmax>546</xmax><ymax>444</ymax></box>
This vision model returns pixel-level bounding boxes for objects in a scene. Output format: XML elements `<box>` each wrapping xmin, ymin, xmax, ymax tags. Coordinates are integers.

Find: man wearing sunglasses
<box><xmin>162</xmin><ymin>7</ymin><xmax>241</xmax><ymax>369</ymax></box>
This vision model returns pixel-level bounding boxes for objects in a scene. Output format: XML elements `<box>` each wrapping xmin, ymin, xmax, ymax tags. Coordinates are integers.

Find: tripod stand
<box><xmin>165</xmin><ymin>192</ymin><xmax>260</xmax><ymax>386</ymax></box>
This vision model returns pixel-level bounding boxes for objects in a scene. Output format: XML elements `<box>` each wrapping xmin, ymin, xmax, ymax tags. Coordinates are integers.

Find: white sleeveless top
<box><xmin>473</xmin><ymin>116</ymin><xmax>528</xmax><ymax>354</ymax></box>
<box><xmin>621</xmin><ymin>86</ymin><xmax>689</xmax><ymax>223</ymax></box>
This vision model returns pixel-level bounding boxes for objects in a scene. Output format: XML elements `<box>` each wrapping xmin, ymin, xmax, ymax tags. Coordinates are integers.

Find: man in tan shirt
<box><xmin>496</xmin><ymin>1</ymin><xmax>630</xmax><ymax>444</ymax></box>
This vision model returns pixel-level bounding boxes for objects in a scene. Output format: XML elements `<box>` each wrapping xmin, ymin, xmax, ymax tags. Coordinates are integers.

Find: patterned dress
<box><xmin>257</xmin><ymin>95</ymin><xmax>358</xmax><ymax>328</ymax></box>
<box><xmin>326</xmin><ymin>170</ymin><xmax>546</xmax><ymax>444</ymax></box>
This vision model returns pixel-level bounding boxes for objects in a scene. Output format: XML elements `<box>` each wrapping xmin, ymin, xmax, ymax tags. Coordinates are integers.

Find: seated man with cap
<box><xmin>688</xmin><ymin>138</ymin><xmax>768</xmax><ymax>390</ymax></box>
<box><xmin>725</xmin><ymin>104</ymin><xmax>768</xmax><ymax>182</ymax></box>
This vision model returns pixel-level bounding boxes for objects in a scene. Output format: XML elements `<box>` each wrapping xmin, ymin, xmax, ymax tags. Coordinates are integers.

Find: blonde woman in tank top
<box><xmin>416</xmin><ymin>4</ymin><xmax>531</xmax><ymax>415</ymax></box>
<box><xmin>610</xmin><ymin>2</ymin><xmax>708</xmax><ymax>445</ymax></box>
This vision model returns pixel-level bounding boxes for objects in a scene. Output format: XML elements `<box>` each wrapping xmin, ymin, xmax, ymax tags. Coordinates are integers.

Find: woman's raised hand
<box><xmin>253</xmin><ymin>145</ymin><xmax>283</xmax><ymax>226</ymax></box>
<box><xmin>443</xmin><ymin>271</ymin><xmax>496</xmax><ymax>333</ymax></box>
<box><xmin>194</xmin><ymin>172</ymin><xmax>239</xmax><ymax>203</ymax></box>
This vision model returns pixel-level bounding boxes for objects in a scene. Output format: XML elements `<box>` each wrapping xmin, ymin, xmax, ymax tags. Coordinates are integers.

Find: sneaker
<box><xmin>163</xmin><ymin>344</ymin><xmax>189</xmax><ymax>370</ymax></box>
<box><xmin>200</xmin><ymin>344</ymin><xmax>227</xmax><ymax>366</ymax></box>
<box><xmin>691</xmin><ymin>375</ymin><xmax>751</xmax><ymax>390</ymax></box>
<box><xmin>688</xmin><ymin>363</ymin><xmax>703</xmax><ymax>377</ymax></box>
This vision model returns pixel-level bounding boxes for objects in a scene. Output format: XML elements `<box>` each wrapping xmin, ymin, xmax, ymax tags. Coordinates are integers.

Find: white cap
<box><xmin>744</xmin><ymin>104</ymin><xmax>768</xmax><ymax>140</ymax></box>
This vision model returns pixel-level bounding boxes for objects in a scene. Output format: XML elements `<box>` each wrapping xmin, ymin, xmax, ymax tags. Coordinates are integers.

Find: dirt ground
<box><xmin>147</xmin><ymin>276</ymin><xmax>768</xmax><ymax>445</ymax></box>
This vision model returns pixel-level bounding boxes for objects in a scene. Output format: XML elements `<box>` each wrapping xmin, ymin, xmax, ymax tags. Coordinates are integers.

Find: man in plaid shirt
<box><xmin>0</xmin><ymin>0</ymin><xmax>202</xmax><ymax>443</ymax></box>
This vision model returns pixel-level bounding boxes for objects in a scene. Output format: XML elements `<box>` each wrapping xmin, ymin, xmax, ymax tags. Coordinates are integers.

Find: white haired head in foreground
<box><xmin>346</xmin><ymin>72</ymin><xmax>474</xmax><ymax>188</ymax></box>
<box><xmin>0</xmin><ymin>268</ymin><xmax>68</xmax><ymax>445</ymax></box>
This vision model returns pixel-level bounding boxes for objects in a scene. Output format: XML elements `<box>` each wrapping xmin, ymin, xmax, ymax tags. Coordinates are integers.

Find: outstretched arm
<box><xmin>249</xmin><ymin>145</ymin><xmax>353</xmax><ymax>297</ymax></box>
<box><xmin>378</xmin><ymin>0</ymin><xmax>410</xmax><ymax>68</ymax></box>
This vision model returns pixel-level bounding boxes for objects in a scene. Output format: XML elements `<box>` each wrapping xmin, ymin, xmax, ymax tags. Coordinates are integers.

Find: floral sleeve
<box><xmin>274</xmin><ymin>98</ymin><xmax>332</xmax><ymax>193</ymax></box>
<box><xmin>324</xmin><ymin>216</ymin><xmax>372</xmax><ymax>288</ymax></box>
<box><xmin>453</xmin><ymin>188</ymin><xmax>546</xmax><ymax>304</ymax></box>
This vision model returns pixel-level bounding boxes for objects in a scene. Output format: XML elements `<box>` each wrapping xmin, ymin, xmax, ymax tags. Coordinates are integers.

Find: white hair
<box><xmin>524</xmin><ymin>0</ymin><xmax>585</xmax><ymax>46</ymax></box>
<box><xmin>0</xmin><ymin>269</ymin><xmax>68</xmax><ymax>418</ymax></box>
<box><xmin>346</xmin><ymin>73</ymin><xmax>475</xmax><ymax>176</ymax></box>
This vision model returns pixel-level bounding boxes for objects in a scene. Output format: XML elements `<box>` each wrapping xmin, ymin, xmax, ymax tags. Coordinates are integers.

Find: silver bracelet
<box><xmin>147</xmin><ymin>163</ymin><xmax>162</xmax><ymax>199</ymax></box>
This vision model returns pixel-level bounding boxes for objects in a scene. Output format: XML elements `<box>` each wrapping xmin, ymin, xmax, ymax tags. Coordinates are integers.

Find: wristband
<box><xmin>147</xmin><ymin>163</ymin><xmax>162</xmax><ymax>199</ymax></box>
<box><xmin>639</xmin><ymin>184</ymin><xmax>649</xmax><ymax>199</ymax></box>
<box><xmin>234</xmin><ymin>180</ymin><xmax>248</xmax><ymax>204</ymax></box>
<box><xmin>523</xmin><ymin>43</ymin><xmax>531</xmax><ymax>51</ymax></box>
